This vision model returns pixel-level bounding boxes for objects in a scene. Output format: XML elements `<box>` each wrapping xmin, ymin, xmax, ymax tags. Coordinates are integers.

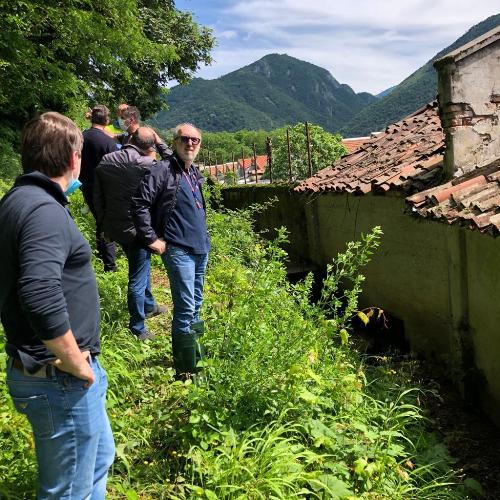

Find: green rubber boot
<box><xmin>191</xmin><ymin>320</ymin><xmax>206</xmax><ymax>364</ymax></box>
<box><xmin>172</xmin><ymin>332</ymin><xmax>197</xmax><ymax>379</ymax></box>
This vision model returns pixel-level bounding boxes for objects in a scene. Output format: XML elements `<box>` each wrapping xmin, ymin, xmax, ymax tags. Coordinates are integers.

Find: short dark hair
<box><xmin>122</xmin><ymin>106</ymin><xmax>141</xmax><ymax>123</ymax></box>
<box><xmin>91</xmin><ymin>105</ymin><xmax>110</xmax><ymax>126</ymax></box>
<box><xmin>22</xmin><ymin>112</ymin><xmax>83</xmax><ymax>177</ymax></box>
<box><xmin>130</xmin><ymin>127</ymin><xmax>155</xmax><ymax>153</ymax></box>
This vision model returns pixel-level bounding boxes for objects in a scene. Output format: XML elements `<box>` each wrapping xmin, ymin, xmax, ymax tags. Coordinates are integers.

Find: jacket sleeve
<box><xmin>156</xmin><ymin>142</ymin><xmax>173</xmax><ymax>160</ymax></box>
<box><xmin>93</xmin><ymin>166</ymin><xmax>105</xmax><ymax>227</ymax></box>
<box><xmin>131</xmin><ymin>162</ymin><xmax>165</xmax><ymax>245</ymax></box>
<box><xmin>17</xmin><ymin>203</ymin><xmax>71</xmax><ymax>340</ymax></box>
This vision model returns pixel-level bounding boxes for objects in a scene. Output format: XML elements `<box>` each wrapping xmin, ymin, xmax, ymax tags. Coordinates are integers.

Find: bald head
<box><xmin>130</xmin><ymin>127</ymin><xmax>156</xmax><ymax>155</ymax></box>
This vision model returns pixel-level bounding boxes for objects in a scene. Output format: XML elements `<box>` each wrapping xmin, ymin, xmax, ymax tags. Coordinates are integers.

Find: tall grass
<box><xmin>0</xmin><ymin>181</ymin><xmax>475</xmax><ymax>499</ymax></box>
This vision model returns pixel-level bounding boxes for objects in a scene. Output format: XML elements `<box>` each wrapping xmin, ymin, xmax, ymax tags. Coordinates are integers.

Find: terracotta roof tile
<box><xmin>407</xmin><ymin>161</ymin><xmax>500</xmax><ymax>235</ymax></box>
<box><xmin>342</xmin><ymin>137</ymin><xmax>371</xmax><ymax>154</ymax></box>
<box><xmin>295</xmin><ymin>102</ymin><xmax>445</xmax><ymax>194</ymax></box>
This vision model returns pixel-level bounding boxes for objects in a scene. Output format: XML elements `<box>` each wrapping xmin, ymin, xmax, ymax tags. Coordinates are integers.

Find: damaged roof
<box><xmin>407</xmin><ymin>160</ymin><xmax>500</xmax><ymax>235</ymax></box>
<box><xmin>295</xmin><ymin>102</ymin><xmax>445</xmax><ymax>195</ymax></box>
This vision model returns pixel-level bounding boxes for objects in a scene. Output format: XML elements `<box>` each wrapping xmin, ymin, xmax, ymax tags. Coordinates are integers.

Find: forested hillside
<box><xmin>341</xmin><ymin>13</ymin><xmax>500</xmax><ymax>136</ymax></box>
<box><xmin>149</xmin><ymin>54</ymin><xmax>378</xmax><ymax>132</ymax></box>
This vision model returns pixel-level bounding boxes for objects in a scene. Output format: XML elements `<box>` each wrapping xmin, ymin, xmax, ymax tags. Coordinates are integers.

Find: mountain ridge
<box><xmin>150</xmin><ymin>54</ymin><xmax>377</xmax><ymax>133</ymax></box>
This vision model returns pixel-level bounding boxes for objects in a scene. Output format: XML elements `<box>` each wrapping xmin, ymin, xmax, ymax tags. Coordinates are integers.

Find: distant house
<box><xmin>237</xmin><ymin>155</ymin><xmax>268</xmax><ymax>179</ymax></box>
<box><xmin>341</xmin><ymin>136</ymin><xmax>371</xmax><ymax>155</ymax></box>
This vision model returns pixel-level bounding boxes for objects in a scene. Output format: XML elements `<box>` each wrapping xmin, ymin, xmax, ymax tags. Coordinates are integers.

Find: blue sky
<box><xmin>176</xmin><ymin>0</ymin><xmax>499</xmax><ymax>94</ymax></box>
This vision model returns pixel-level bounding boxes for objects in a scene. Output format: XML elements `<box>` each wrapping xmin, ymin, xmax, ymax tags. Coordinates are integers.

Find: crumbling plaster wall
<box><xmin>437</xmin><ymin>39</ymin><xmax>500</xmax><ymax>177</ymax></box>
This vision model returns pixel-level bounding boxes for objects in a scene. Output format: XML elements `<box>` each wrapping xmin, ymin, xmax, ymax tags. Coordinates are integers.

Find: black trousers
<box><xmin>80</xmin><ymin>185</ymin><xmax>116</xmax><ymax>272</ymax></box>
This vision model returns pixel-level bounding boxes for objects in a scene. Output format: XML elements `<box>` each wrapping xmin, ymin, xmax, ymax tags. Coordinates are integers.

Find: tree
<box><xmin>272</xmin><ymin>123</ymin><xmax>347</xmax><ymax>181</ymax></box>
<box><xmin>0</xmin><ymin>0</ymin><xmax>214</xmax><ymax>129</ymax></box>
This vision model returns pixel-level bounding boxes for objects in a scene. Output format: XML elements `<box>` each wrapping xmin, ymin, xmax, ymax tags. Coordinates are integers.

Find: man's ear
<box><xmin>69</xmin><ymin>150</ymin><xmax>80</xmax><ymax>174</ymax></box>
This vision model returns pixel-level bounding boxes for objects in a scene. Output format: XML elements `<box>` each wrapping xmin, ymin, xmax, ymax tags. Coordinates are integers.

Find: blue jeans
<box><xmin>6</xmin><ymin>357</ymin><xmax>115</xmax><ymax>500</ymax></box>
<box><xmin>121</xmin><ymin>240</ymin><xmax>157</xmax><ymax>335</ymax></box>
<box><xmin>162</xmin><ymin>245</ymin><xmax>208</xmax><ymax>334</ymax></box>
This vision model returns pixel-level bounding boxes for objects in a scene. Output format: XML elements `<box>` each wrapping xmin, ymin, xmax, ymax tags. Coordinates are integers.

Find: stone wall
<box><xmin>436</xmin><ymin>37</ymin><xmax>500</xmax><ymax>177</ymax></box>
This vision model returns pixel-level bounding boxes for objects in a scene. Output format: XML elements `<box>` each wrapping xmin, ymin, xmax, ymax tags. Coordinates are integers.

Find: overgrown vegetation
<box><xmin>0</xmin><ymin>179</ymin><xmax>477</xmax><ymax>498</ymax></box>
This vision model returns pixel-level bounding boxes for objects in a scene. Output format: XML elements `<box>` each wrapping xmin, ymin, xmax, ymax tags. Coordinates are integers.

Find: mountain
<box><xmin>150</xmin><ymin>54</ymin><xmax>378</xmax><ymax>133</ymax></box>
<box><xmin>376</xmin><ymin>86</ymin><xmax>396</xmax><ymax>98</ymax></box>
<box><xmin>341</xmin><ymin>14</ymin><xmax>500</xmax><ymax>136</ymax></box>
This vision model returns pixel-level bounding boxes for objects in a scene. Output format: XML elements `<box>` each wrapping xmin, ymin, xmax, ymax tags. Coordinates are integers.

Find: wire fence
<box><xmin>198</xmin><ymin>122</ymin><xmax>314</xmax><ymax>185</ymax></box>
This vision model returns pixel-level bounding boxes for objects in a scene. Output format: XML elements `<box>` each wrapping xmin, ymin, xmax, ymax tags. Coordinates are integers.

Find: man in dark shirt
<box><xmin>94</xmin><ymin>127</ymin><xmax>171</xmax><ymax>340</ymax></box>
<box><xmin>0</xmin><ymin>112</ymin><xmax>115</xmax><ymax>498</ymax></box>
<box><xmin>81</xmin><ymin>104</ymin><xmax>118</xmax><ymax>271</ymax></box>
<box><xmin>132</xmin><ymin>123</ymin><xmax>210</xmax><ymax>378</ymax></box>
<box><xmin>116</xmin><ymin>105</ymin><xmax>140</xmax><ymax>146</ymax></box>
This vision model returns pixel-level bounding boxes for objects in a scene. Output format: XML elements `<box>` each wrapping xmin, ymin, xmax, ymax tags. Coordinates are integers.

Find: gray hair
<box><xmin>173</xmin><ymin>123</ymin><xmax>201</xmax><ymax>141</ymax></box>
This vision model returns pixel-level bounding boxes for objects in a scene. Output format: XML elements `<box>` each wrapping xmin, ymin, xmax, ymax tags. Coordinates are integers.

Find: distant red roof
<box><xmin>200</xmin><ymin>162</ymin><xmax>237</xmax><ymax>176</ymax></box>
<box><xmin>295</xmin><ymin>102</ymin><xmax>445</xmax><ymax>195</ymax></box>
<box><xmin>342</xmin><ymin>137</ymin><xmax>370</xmax><ymax>154</ymax></box>
<box><xmin>407</xmin><ymin>160</ymin><xmax>500</xmax><ymax>235</ymax></box>
<box><xmin>237</xmin><ymin>155</ymin><xmax>268</xmax><ymax>173</ymax></box>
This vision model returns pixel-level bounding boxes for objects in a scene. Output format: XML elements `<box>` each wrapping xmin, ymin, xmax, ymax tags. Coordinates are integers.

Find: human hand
<box><xmin>148</xmin><ymin>238</ymin><xmax>166</xmax><ymax>254</ymax></box>
<box><xmin>50</xmin><ymin>353</ymin><xmax>95</xmax><ymax>387</ymax></box>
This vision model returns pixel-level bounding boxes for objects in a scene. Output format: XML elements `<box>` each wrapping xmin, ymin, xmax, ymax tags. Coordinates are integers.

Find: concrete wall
<box><xmin>221</xmin><ymin>185</ymin><xmax>500</xmax><ymax>424</ymax></box>
<box><xmin>465</xmin><ymin>231</ymin><xmax>500</xmax><ymax>422</ymax></box>
<box><xmin>437</xmin><ymin>38</ymin><xmax>500</xmax><ymax>176</ymax></box>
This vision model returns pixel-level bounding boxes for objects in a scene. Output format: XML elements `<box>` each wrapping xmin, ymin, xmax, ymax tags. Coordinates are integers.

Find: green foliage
<box><xmin>0</xmin><ymin>0</ymin><xmax>214</xmax><ymax>130</ymax></box>
<box><xmin>342</xmin><ymin>14</ymin><xmax>500</xmax><ymax>136</ymax></box>
<box><xmin>149</xmin><ymin>54</ymin><xmax>377</xmax><ymax>133</ymax></box>
<box><xmin>0</xmin><ymin>128</ymin><xmax>21</xmax><ymax>181</ymax></box>
<box><xmin>0</xmin><ymin>177</ymin><xmax>471</xmax><ymax>498</ymax></box>
<box><xmin>272</xmin><ymin>123</ymin><xmax>347</xmax><ymax>180</ymax></box>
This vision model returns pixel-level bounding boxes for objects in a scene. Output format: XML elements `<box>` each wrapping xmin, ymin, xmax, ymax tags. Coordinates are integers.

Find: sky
<box><xmin>175</xmin><ymin>0</ymin><xmax>499</xmax><ymax>95</ymax></box>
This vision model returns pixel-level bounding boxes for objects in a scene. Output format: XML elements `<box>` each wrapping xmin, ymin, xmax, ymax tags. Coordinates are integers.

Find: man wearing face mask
<box><xmin>0</xmin><ymin>112</ymin><xmax>115</xmax><ymax>499</ymax></box>
<box><xmin>81</xmin><ymin>105</ymin><xmax>119</xmax><ymax>272</ymax></box>
<box><xmin>117</xmin><ymin>105</ymin><xmax>141</xmax><ymax>146</ymax></box>
<box><xmin>132</xmin><ymin>123</ymin><xmax>210</xmax><ymax>379</ymax></box>
<box><xmin>94</xmin><ymin>127</ymin><xmax>171</xmax><ymax>341</ymax></box>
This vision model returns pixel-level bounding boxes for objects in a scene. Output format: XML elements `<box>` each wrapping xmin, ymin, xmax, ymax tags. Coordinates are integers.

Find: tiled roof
<box><xmin>342</xmin><ymin>137</ymin><xmax>370</xmax><ymax>154</ymax></box>
<box><xmin>295</xmin><ymin>102</ymin><xmax>445</xmax><ymax>194</ymax></box>
<box><xmin>200</xmin><ymin>162</ymin><xmax>237</xmax><ymax>176</ymax></box>
<box><xmin>407</xmin><ymin>160</ymin><xmax>500</xmax><ymax>235</ymax></box>
<box><xmin>237</xmin><ymin>155</ymin><xmax>268</xmax><ymax>173</ymax></box>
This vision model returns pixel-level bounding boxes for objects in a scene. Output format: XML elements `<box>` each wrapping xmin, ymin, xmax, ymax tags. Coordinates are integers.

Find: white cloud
<box><xmin>191</xmin><ymin>1</ymin><xmax>499</xmax><ymax>93</ymax></box>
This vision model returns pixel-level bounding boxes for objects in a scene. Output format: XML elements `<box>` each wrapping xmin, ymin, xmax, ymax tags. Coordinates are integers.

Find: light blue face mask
<box><xmin>64</xmin><ymin>178</ymin><xmax>82</xmax><ymax>197</ymax></box>
<box><xmin>117</xmin><ymin>118</ymin><xmax>128</xmax><ymax>131</ymax></box>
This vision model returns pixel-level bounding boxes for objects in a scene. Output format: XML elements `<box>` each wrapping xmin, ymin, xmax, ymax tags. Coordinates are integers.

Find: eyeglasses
<box><xmin>175</xmin><ymin>135</ymin><xmax>201</xmax><ymax>145</ymax></box>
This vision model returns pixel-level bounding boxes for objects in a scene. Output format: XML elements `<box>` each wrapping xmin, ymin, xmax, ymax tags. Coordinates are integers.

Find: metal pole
<box><xmin>253</xmin><ymin>142</ymin><xmax>258</xmax><ymax>184</ymax></box>
<box><xmin>232</xmin><ymin>152</ymin><xmax>236</xmax><ymax>183</ymax></box>
<box><xmin>266</xmin><ymin>137</ymin><xmax>273</xmax><ymax>183</ymax></box>
<box><xmin>242</xmin><ymin>147</ymin><xmax>247</xmax><ymax>184</ymax></box>
<box><xmin>286</xmin><ymin>129</ymin><xmax>292</xmax><ymax>181</ymax></box>
<box><xmin>305</xmin><ymin>121</ymin><xmax>313</xmax><ymax>178</ymax></box>
<box><xmin>214</xmin><ymin>152</ymin><xmax>219</xmax><ymax>179</ymax></box>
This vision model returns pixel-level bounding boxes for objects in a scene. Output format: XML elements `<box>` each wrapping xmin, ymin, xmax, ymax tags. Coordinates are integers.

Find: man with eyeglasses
<box><xmin>132</xmin><ymin>123</ymin><xmax>210</xmax><ymax>379</ymax></box>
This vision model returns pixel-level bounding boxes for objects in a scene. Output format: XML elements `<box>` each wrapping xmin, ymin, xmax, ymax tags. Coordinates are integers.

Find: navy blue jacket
<box><xmin>131</xmin><ymin>153</ymin><xmax>206</xmax><ymax>246</ymax></box>
<box><xmin>0</xmin><ymin>172</ymin><xmax>101</xmax><ymax>372</ymax></box>
<box><xmin>93</xmin><ymin>142</ymin><xmax>171</xmax><ymax>244</ymax></box>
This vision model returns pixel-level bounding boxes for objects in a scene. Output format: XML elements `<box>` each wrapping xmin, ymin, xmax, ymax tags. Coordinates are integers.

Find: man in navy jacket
<box><xmin>132</xmin><ymin>123</ymin><xmax>210</xmax><ymax>378</ymax></box>
<box><xmin>94</xmin><ymin>127</ymin><xmax>171</xmax><ymax>340</ymax></box>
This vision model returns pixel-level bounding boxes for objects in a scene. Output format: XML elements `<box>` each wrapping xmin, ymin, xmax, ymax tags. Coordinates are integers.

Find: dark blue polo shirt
<box><xmin>163</xmin><ymin>167</ymin><xmax>210</xmax><ymax>254</ymax></box>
